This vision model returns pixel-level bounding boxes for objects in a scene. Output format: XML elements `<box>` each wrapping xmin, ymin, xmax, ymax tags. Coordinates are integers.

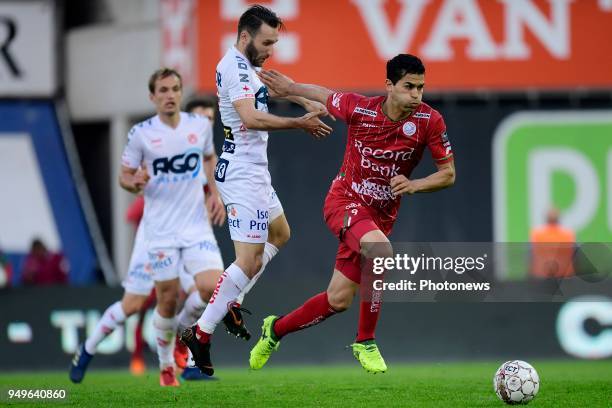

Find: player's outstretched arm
<box><xmin>390</xmin><ymin>162</ymin><xmax>455</xmax><ymax>196</ymax></box>
<box><xmin>233</xmin><ymin>98</ymin><xmax>332</xmax><ymax>138</ymax></box>
<box><xmin>258</xmin><ymin>69</ymin><xmax>333</xmax><ymax>106</ymax></box>
<box><xmin>119</xmin><ymin>166</ymin><xmax>149</xmax><ymax>194</ymax></box>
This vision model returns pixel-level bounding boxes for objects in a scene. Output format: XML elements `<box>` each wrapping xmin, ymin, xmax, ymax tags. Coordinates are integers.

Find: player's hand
<box><xmin>257</xmin><ymin>69</ymin><xmax>294</xmax><ymax>97</ymax></box>
<box><xmin>206</xmin><ymin>192</ymin><xmax>226</xmax><ymax>226</ymax></box>
<box><xmin>390</xmin><ymin>175</ymin><xmax>420</xmax><ymax>196</ymax></box>
<box><xmin>303</xmin><ymin>100</ymin><xmax>336</xmax><ymax>122</ymax></box>
<box><xmin>132</xmin><ymin>167</ymin><xmax>150</xmax><ymax>193</ymax></box>
<box><xmin>297</xmin><ymin>111</ymin><xmax>333</xmax><ymax>139</ymax></box>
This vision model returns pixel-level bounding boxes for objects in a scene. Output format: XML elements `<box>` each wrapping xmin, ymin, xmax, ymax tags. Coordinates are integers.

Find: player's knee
<box><xmin>327</xmin><ymin>289</ymin><xmax>353</xmax><ymax>312</ymax></box>
<box><xmin>156</xmin><ymin>289</ymin><xmax>178</xmax><ymax>316</ymax></box>
<box><xmin>121</xmin><ymin>298</ymin><xmax>143</xmax><ymax>316</ymax></box>
<box><xmin>235</xmin><ymin>255</ymin><xmax>263</xmax><ymax>277</ymax></box>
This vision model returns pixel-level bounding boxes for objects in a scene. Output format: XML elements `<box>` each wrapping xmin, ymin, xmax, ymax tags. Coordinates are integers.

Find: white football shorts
<box><xmin>214</xmin><ymin>159</ymin><xmax>283</xmax><ymax>244</ymax></box>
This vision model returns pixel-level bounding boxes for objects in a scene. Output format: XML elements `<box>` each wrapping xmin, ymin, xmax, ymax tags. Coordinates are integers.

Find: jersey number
<box><xmin>215</xmin><ymin>158</ymin><xmax>229</xmax><ymax>182</ymax></box>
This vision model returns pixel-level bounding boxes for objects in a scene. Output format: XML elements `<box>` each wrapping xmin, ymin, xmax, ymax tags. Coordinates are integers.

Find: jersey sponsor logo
<box><xmin>413</xmin><ymin>112</ymin><xmax>431</xmax><ymax>119</ymax></box>
<box><xmin>402</xmin><ymin>121</ymin><xmax>417</xmax><ymax>136</ymax></box>
<box><xmin>331</xmin><ymin>93</ymin><xmax>343</xmax><ymax>109</ymax></box>
<box><xmin>214</xmin><ymin>158</ymin><xmax>229</xmax><ymax>182</ymax></box>
<box><xmin>354</xmin><ymin>140</ymin><xmax>415</xmax><ymax>177</ymax></box>
<box><xmin>354</xmin><ymin>107</ymin><xmax>377</xmax><ymax>117</ymax></box>
<box><xmin>351</xmin><ymin>177</ymin><xmax>394</xmax><ymax>204</ymax></box>
<box><xmin>222</xmin><ymin>140</ymin><xmax>236</xmax><ymax>154</ymax></box>
<box><xmin>152</xmin><ymin>148</ymin><xmax>201</xmax><ymax>179</ymax></box>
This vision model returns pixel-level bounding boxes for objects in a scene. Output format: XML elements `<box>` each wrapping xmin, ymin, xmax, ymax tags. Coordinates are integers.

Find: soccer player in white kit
<box><xmin>69</xmin><ymin>97</ymin><xmax>229</xmax><ymax>385</ymax></box>
<box><xmin>180</xmin><ymin>5</ymin><xmax>333</xmax><ymax>376</ymax></box>
<box><xmin>118</xmin><ymin>68</ymin><xmax>226</xmax><ymax>386</ymax></box>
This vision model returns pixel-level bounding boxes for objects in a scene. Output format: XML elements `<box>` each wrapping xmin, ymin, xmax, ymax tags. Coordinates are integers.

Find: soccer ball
<box><xmin>493</xmin><ymin>360</ymin><xmax>540</xmax><ymax>404</ymax></box>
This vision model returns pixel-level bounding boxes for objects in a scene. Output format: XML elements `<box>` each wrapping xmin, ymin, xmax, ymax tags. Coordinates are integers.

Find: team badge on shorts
<box><xmin>402</xmin><ymin>121</ymin><xmax>416</xmax><ymax>136</ymax></box>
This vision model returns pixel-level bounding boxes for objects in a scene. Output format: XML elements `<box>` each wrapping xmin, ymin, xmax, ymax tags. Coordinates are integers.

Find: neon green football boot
<box><xmin>351</xmin><ymin>340</ymin><xmax>388</xmax><ymax>374</ymax></box>
<box><xmin>249</xmin><ymin>315</ymin><xmax>280</xmax><ymax>370</ymax></box>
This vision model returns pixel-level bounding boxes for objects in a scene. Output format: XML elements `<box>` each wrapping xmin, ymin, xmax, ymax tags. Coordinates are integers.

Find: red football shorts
<box><xmin>323</xmin><ymin>193</ymin><xmax>387</xmax><ymax>283</ymax></box>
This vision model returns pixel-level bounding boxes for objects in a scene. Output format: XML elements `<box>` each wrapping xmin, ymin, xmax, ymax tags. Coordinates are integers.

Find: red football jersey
<box><xmin>325</xmin><ymin>92</ymin><xmax>453</xmax><ymax>224</ymax></box>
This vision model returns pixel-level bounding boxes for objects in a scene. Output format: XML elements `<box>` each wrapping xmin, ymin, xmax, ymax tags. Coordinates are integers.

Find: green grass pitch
<box><xmin>1</xmin><ymin>361</ymin><xmax>610</xmax><ymax>407</ymax></box>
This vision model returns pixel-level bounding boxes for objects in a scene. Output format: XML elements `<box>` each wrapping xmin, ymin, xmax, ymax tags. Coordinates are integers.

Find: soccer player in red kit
<box><xmin>250</xmin><ymin>54</ymin><xmax>455</xmax><ymax>373</ymax></box>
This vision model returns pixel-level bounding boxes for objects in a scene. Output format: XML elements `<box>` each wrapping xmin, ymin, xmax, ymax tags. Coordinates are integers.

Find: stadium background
<box><xmin>1</xmin><ymin>0</ymin><xmax>611</xmax><ymax>371</ymax></box>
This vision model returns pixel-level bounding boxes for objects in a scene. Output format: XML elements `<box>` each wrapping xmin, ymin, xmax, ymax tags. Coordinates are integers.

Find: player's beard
<box><xmin>245</xmin><ymin>40</ymin><xmax>264</xmax><ymax>67</ymax></box>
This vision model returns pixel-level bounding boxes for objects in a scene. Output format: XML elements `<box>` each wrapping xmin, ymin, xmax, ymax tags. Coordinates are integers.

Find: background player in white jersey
<box><xmin>117</xmin><ymin>68</ymin><xmax>225</xmax><ymax>386</ymax></box>
<box><xmin>69</xmin><ymin>97</ymin><xmax>231</xmax><ymax>384</ymax></box>
<box><xmin>181</xmin><ymin>5</ymin><xmax>333</xmax><ymax>376</ymax></box>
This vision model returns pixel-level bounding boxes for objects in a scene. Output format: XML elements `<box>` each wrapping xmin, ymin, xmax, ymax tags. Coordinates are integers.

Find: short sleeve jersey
<box><xmin>121</xmin><ymin>112</ymin><xmax>214</xmax><ymax>246</ymax></box>
<box><xmin>216</xmin><ymin>46</ymin><xmax>270</xmax><ymax>165</ymax></box>
<box><xmin>325</xmin><ymin>92</ymin><xmax>453</xmax><ymax>224</ymax></box>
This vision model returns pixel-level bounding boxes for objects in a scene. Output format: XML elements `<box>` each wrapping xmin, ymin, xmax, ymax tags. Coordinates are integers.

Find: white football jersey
<box><xmin>121</xmin><ymin>112</ymin><xmax>215</xmax><ymax>247</ymax></box>
<box><xmin>216</xmin><ymin>46</ymin><xmax>270</xmax><ymax>165</ymax></box>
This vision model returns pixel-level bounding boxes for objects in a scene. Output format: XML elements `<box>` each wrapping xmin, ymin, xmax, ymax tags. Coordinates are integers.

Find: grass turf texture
<box><xmin>1</xmin><ymin>361</ymin><xmax>610</xmax><ymax>407</ymax></box>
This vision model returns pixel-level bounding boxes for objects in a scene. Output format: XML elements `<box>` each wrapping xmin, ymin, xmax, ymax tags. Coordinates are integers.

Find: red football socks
<box><xmin>357</xmin><ymin>258</ymin><xmax>382</xmax><ymax>342</ymax></box>
<box><xmin>356</xmin><ymin>299</ymin><xmax>382</xmax><ymax>342</ymax></box>
<box><xmin>273</xmin><ymin>292</ymin><xmax>337</xmax><ymax>338</ymax></box>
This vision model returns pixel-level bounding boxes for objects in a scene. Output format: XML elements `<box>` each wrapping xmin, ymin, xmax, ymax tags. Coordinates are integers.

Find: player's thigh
<box><xmin>357</xmin><ymin>229</ymin><xmax>393</xmax><ymax>260</ymax></box>
<box><xmin>267</xmin><ymin>187</ymin><xmax>289</xmax><ymax>246</ymax></box>
<box><xmin>326</xmin><ymin>269</ymin><xmax>359</xmax><ymax>311</ymax></box>
<box><xmin>268</xmin><ymin>212</ymin><xmax>290</xmax><ymax>248</ymax></box>
<box><xmin>120</xmin><ymin>292</ymin><xmax>149</xmax><ymax>316</ymax></box>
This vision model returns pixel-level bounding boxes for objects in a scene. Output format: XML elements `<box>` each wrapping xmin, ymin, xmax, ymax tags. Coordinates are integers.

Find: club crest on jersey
<box><xmin>402</xmin><ymin>121</ymin><xmax>417</xmax><ymax>137</ymax></box>
<box><xmin>187</xmin><ymin>133</ymin><xmax>198</xmax><ymax>144</ymax></box>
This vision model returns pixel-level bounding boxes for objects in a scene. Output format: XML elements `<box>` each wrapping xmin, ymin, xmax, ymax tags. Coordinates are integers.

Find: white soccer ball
<box><xmin>493</xmin><ymin>360</ymin><xmax>540</xmax><ymax>404</ymax></box>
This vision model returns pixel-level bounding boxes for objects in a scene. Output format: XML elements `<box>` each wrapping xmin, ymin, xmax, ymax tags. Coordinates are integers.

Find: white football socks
<box><xmin>153</xmin><ymin>308</ymin><xmax>177</xmax><ymax>369</ymax></box>
<box><xmin>177</xmin><ymin>290</ymin><xmax>207</xmax><ymax>333</ymax></box>
<box><xmin>236</xmin><ymin>242</ymin><xmax>279</xmax><ymax>304</ymax></box>
<box><xmin>84</xmin><ymin>301</ymin><xmax>126</xmax><ymax>355</ymax></box>
<box><xmin>196</xmin><ymin>263</ymin><xmax>250</xmax><ymax>334</ymax></box>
